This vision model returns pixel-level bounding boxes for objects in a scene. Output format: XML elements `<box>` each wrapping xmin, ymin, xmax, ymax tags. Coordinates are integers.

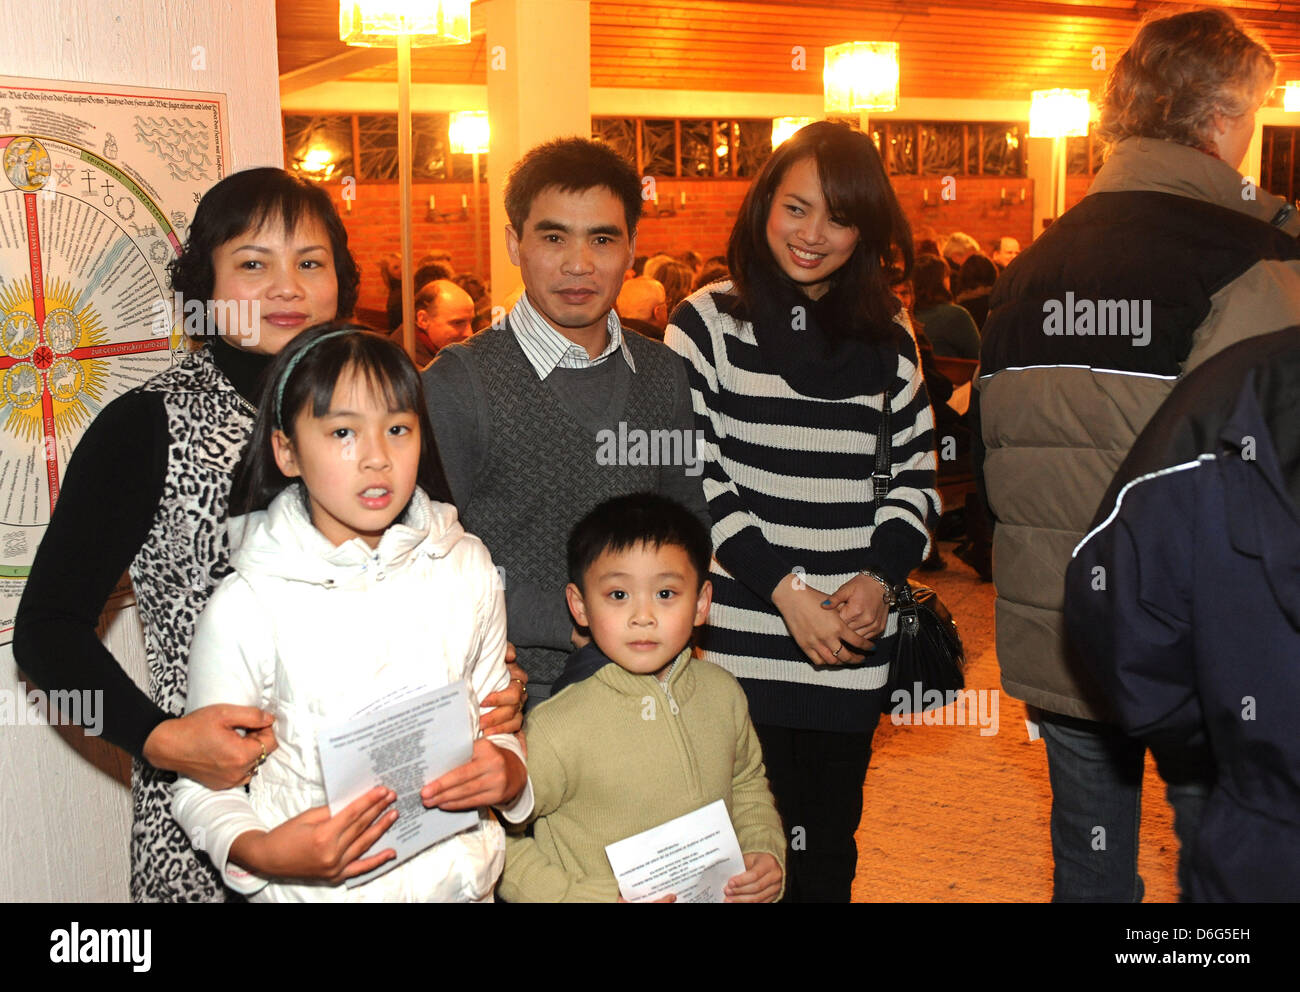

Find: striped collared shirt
<box><xmin>509</xmin><ymin>290</ymin><xmax>637</xmax><ymax>380</ymax></box>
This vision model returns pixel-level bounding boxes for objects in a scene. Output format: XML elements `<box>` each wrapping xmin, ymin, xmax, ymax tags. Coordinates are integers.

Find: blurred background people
<box><xmin>656</xmin><ymin>259</ymin><xmax>695</xmax><ymax>318</ymax></box>
<box><xmin>615</xmin><ymin>275</ymin><xmax>668</xmax><ymax>339</ymax></box>
<box><xmin>943</xmin><ymin>231</ymin><xmax>980</xmax><ymax>278</ymax></box>
<box><xmin>991</xmin><ymin>236</ymin><xmax>1021</xmax><ymax>270</ymax></box>
<box><xmin>389</xmin><ymin>277</ymin><xmax>476</xmax><ymax>368</ymax></box>
<box><xmin>385</xmin><ymin>254</ymin><xmax>454</xmax><ymax>331</ymax></box>
<box><xmin>954</xmin><ymin>253</ymin><xmax>998</xmax><ymax>333</ymax></box>
<box><xmin>913</xmin><ymin>254</ymin><xmax>981</xmax><ymax>359</ymax></box>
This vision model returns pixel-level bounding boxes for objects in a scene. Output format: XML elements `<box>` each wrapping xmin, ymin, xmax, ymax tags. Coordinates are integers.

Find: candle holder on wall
<box><xmin>425</xmin><ymin>194</ymin><xmax>469</xmax><ymax>223</ymax></box>
<box><xmin>643</xmin><ymin>188</ymin><xmax>685</xmax><ymax>219</ymax></box>
<box><xmin>920</xmin><ymin>188</ymin><xmax>939</xmax><ymax>211</ymax></box>
<box><xmin>998</xmin><ymin>187</ymin><xmax>1027</xmax><ymax>207</ymax></box>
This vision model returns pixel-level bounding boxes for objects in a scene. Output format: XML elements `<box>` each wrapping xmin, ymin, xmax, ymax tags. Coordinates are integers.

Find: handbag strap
<box><xmin>871</xmin><ymin>389</ymin><xmax>892</xmax><ymax>520</ymax></box>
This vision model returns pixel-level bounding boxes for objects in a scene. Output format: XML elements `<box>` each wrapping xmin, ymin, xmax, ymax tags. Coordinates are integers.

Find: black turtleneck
<box><xmin>208</xmin><ymin>333</ymin><xmax>275</xmax><ymax>406</ymax></box>
<box><xmin>13</xmin><ymin>343</ymin><xmax>272</xmax><ymax>759</ymax></box>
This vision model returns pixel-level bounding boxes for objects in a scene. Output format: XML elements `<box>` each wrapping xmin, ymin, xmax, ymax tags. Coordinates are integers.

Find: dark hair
<box><xmin>168</xmin><ymin>168</ymin><xmax>360</xmax><ymax>327</ymax></box>
<box><xmin>414</xmin><ymin>260</ymin><xmax>454</xmax><ymax>289</ymax></box>
<box><xmin>452</xmin><ymin>272</ymin><xmax>487</xmax><ymax>302</ymax></box>
<box><xmin>567</xmin><ymin>493</ymin><xmax>711</xmax><ymax>591</ymax></box>
<box><xmin>957</xmin><ymin>254</ymin><xmax>998</xmax><ymax>294</ymax></box>
<box><xmin>1098</xmin><ymin>8</ymin><xmax>1274</xmax><ymax>153</ymax></box>
<box><xmin>229</xmin><ymin>322</ymin><xmax>453</xmax><ymax>516</ymax></box>
<box><xmin>692</xmin><ymin>261</ymin><xmax>730</xmax><ymax>293</ymax></box>
<box><xmin>727</xmin><ymin>121</ymin><xmax>912</xmax><ymax>337</ymax></box>
<box><xmin>912</xmin><ymin>254</ymin><xmax>952</xmax><ymax>308</ymax></box>
<box><xmin>504</xmin><ymin>137</ymin><xmax>643</xmax><ymax>238</ymax></box>
<box><xmin>677</xmin><ymin>249</ymin><xmax>702</xmax><ymax>270</ymax></box>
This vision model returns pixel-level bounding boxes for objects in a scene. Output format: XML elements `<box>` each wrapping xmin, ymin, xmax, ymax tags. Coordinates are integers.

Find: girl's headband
<box><xmin>273</xmin><ymin>329</ymin><xmax>357</xmax><ymax>429</ymax></box>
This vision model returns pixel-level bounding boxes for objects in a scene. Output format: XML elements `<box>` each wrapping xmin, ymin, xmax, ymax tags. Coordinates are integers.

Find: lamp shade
<box><xmin>823</xmin><ymin>42</ymin><xmax>899</xmax><ymax>113</ymax></box>
<box><xmin>1285</xmin><ymin>81</ymin><xmax>1300</xmax><ymax>113</ymax></box>
<box><xmin>1028</xmin><ymin>89</ymin><xmax>1091</xmax><ymax>138</ymax></box>
<box><xmin>449</xmin><ymin>111</ymin><xmax>490</xmax><ymax>155</ymax></box>
<box><xmin>772</xmin><ymin>117</ymin><xmax>818</xmax><ymax>149</ymax></box>
<box><xmin>340</xmin><ymin>1</ymin><xmax>470</xmax><ymax>47</ymax></box>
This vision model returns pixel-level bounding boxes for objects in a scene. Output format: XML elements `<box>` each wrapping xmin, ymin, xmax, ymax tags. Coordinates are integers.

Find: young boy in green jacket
<box><xmin>498</xmin><ymin>492</ymin><xmax>785</xmax><ymax>902</ymax></box>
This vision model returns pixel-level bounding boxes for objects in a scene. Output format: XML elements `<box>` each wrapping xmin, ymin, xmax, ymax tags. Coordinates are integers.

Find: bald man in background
<box><xmin>615</xmin><ymin>276</ymin><xmax>668</xmax><ymax>340</ymax></box>
<box><xmin>392</xmin><ymin>278</ymin><xmax>477</xmax><ymax>369</ymax></box>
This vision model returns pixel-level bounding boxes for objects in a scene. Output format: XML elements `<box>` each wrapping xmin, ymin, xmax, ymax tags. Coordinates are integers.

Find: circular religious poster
<box><xmin>0</xmin><ymin>77</ymin><xmax>228</xmax><ymax>637</ymax></box>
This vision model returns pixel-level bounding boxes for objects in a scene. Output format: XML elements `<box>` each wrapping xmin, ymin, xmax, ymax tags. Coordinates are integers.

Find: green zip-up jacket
<box><xmin>499</xmin><ymin>648</ymin><xmax>785</xmax><ymax>902</ymax></box>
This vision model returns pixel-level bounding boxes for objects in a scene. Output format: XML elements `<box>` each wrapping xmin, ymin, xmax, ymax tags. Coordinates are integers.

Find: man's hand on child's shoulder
<box><xmin>724</xmin><ymin>852</ymin><xmax>783</xmax><ymax>903</ymax></box>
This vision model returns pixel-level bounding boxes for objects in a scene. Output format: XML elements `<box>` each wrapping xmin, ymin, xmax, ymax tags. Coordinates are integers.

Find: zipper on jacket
<box><xmin>659</xmin><ymin>657</ymin><xmax>681</xmax><ymax>715</ymax></box>
<box><xmin>656</xmin><ymin>657</ymin><xmax>701</xmax><ymax>798</ymax></box>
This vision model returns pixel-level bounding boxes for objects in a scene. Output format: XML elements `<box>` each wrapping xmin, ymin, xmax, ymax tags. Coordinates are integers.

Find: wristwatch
<box><xmin>859</xmin><ymin>569</ymin><xmax>897</xmax><ymax>608</ymax></box>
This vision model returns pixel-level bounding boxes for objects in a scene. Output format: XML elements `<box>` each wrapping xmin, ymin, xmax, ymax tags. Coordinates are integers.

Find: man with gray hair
<box><xmin>943</xmin><ymin>231</ymin><xmax>981</xmax><ymax>276</ymax></box>
<box><xmin>975</xmin><ymin>7</ymin><xmax>1300</xmax><ymax>902</ymax></box>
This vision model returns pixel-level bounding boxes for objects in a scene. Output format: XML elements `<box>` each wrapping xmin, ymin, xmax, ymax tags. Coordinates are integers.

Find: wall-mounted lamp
<box><xmin>1029</xmin><ymin>88</ymin><xmax>1090</xmax><ymax>222</ymax></box>
<box><xmin>341</xmin><ymin>1</ymin><xmax>470</xmax><ymax>360</ymax></box>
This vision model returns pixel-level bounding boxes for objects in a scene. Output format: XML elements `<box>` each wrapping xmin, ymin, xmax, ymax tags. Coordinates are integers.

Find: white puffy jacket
<box><xmin>172</xmin><ymin>485</ymin><xmax>532</xmax><ymax>902</ymax></box>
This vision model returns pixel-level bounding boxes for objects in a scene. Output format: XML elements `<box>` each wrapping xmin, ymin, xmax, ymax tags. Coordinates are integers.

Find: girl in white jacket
<box><xmin>173</xmin><ymin>324</ymin><xmax>532</xmax><ymax>901</ymax></box>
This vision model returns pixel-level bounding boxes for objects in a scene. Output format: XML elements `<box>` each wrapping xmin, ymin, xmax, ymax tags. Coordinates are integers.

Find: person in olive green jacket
<box><xmin>499</xmin><ymin>493</ymin><xmax>785</xmax><ymax>903</ymax></box>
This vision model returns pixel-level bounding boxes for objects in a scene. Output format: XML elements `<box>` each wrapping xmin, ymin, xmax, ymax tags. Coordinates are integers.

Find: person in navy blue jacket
<box><xmin>1066</xmin><ymin>326</ymin><xmax>1300</xmax><ymax>902</ymax></box>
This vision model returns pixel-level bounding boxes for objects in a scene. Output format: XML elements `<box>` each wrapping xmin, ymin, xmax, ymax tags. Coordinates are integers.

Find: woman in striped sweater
<box><xmin>666</xmin><ymin>121</ymin><xmax>938</xmax><ymax>902</ymax></box>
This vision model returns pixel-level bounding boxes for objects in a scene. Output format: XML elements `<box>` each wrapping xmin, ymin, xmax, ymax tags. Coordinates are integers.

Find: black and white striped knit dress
<box><xmin>666</xmin><ymin>281</ymin><xmax>939</xmax><ymax>733</ymax></box>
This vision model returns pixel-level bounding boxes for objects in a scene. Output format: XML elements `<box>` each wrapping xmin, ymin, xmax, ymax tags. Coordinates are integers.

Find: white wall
<box><xmin>0</xmin><ymin>0</ymin><xmax>282</xmax><ymax>902</ymax></box>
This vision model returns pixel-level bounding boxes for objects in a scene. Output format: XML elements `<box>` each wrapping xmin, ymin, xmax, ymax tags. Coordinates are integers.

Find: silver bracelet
<box><xmin>859</xmin><ymin>569</ymin><xmax>897</xmax><ymax>607</ymax></box>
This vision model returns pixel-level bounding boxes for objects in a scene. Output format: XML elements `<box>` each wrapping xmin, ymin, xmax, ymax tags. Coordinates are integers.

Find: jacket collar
<box><xmin>1088</xmin><ymin>138</ymin><xmax>1296</xmax><ymax>232</ymax></box>
<box><xmin>227</xmin><ymin>485</ymin><xmax>464</xmax><ymax>586</ymax></box>
<box><xmin>592</xmin><ymin>646</ymin><xmax>695</xmax><ymax>700</ymax></box>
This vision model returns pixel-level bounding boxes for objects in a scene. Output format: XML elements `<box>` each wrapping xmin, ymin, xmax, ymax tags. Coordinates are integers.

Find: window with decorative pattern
<box><xmin>1065</xmin><ymin>133</ymin><xmax>1107</xmax><ymax>177</ymax></box>
<box><xmin>284</xmin><ymin>113</ymin><xmax>1050</xmax><ymax>183</ymax></box>
<box><xmin>282</xmin><ymin>113</ymin><xmax>488</xmax><ymax>183</ymax></box>
<box><xmin>868</xmin><ymin>121</ymin><xmax>1027</xmax><ymax>177</ymax></box>
<box><xmin>592</xmin><ymin>117</ymin><xmax>774</xmax><ymax>177</ymax></box>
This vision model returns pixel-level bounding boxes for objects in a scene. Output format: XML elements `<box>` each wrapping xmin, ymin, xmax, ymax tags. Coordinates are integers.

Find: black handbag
<box><xmin>871</xmin><ymin>391</ymin><xmax>966</xmax><ymax>713</ymax></box>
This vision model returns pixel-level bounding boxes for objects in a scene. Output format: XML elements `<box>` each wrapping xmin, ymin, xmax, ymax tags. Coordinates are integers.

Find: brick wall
<box><xmin>335</xmin><ymin>175</ymin><xmax>1041</xmax><ymax>311</ymax></box>
<box><xmin>893</xmin><ymin>175</ymin><xmax>1035</xmax><ymax>254</ymax></box>
<box><xmin>326</xmin><ymin>181</ymin><xmax>493</xmax><ymax>316</ymax></box>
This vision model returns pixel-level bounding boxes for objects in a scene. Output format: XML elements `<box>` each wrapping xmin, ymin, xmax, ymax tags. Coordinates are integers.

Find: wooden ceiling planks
<box><xmin>278</xmin><ymin>0</ymin><xmax>1300</xmax><ymax>102</ymax></box>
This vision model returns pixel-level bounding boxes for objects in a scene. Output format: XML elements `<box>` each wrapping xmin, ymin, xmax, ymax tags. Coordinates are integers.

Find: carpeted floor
<box><xmin>850</xmin><ymin>541</ymin><xmax>1181</xmax><ymax>902</ymax></box>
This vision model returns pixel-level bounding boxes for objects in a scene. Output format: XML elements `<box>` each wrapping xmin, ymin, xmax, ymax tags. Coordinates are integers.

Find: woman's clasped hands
<box><xmin>771</xmin><ymin>571</ymin><xmax>890</xmax><ymax>666</ymax></box>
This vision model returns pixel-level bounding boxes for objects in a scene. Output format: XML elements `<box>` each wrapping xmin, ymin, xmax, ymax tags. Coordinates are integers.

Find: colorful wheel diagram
<box><xmin>0</xmin><ymin>134</ymin><xmax>182</xmax><ymax>555</ymax></box>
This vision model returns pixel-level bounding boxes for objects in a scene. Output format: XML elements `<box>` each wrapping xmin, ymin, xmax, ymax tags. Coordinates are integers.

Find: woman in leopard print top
<box><xmin>14</xmin><ymin>168</ymin><xmax>364</xmax><ymax>901</ymax></box>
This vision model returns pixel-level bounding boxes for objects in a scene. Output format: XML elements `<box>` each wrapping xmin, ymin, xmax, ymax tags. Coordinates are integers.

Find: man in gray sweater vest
<box><xmin>422</xmin><ymin>137</ymin><xmax>709</xmax><ymax>703</ymax></box>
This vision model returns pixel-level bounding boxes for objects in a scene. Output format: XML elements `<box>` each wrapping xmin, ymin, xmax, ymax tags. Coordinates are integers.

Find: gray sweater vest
<box><xmin>458</xmin><ymin>322</ymin><xmax>680</xmax><ymax>684</ymax></box>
